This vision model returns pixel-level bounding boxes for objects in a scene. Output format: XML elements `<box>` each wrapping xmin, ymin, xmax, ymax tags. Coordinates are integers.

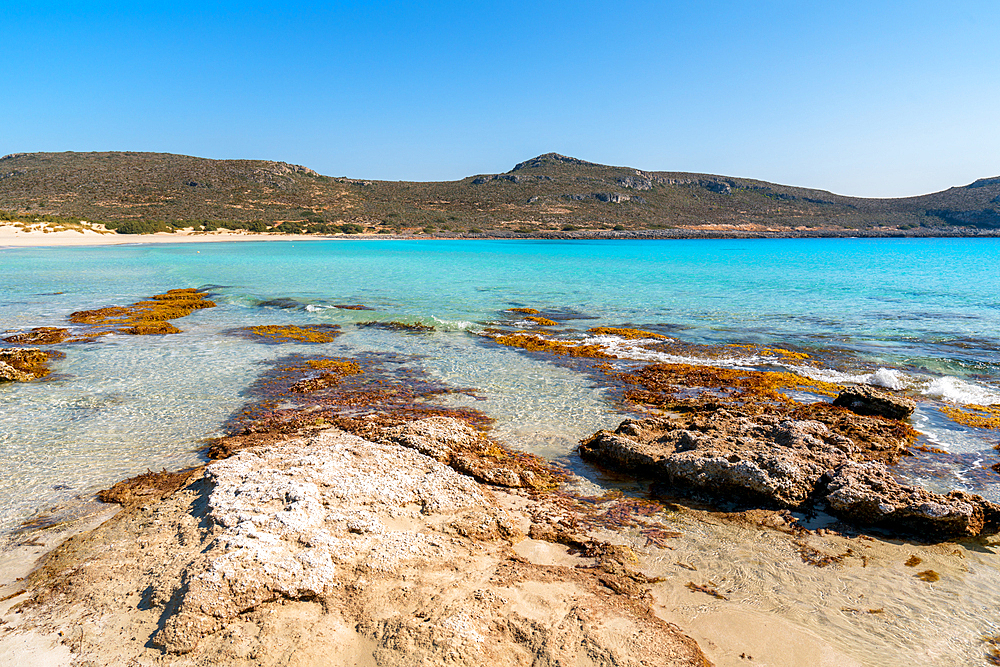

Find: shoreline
<box><xmin>0</xmin><ymin>418</ymin><xmax>888</xmax><ymax>667</ymax></box>
<box><xmin>2</xmin><ymin>249</ymin><xmax>999</xmax><ymax>665</ymax></box>
<box><xmin>1</xmin><ymin>414</ymin><xmax>991</xmax><ymax>666</ymax></box>
<box><xmin>3</xmin><ymin>224</ymin><xmax>1000</xmax><ymax>248</ymax></box>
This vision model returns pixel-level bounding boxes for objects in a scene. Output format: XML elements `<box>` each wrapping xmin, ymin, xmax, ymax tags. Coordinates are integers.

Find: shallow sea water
<box><xmin>2</xmin><ymin>237</ymin><xmax>1000</xmax><ymax>665</ymax></box>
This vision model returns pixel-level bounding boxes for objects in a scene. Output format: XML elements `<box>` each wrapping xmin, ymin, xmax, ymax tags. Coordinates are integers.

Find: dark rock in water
<box><xmin>580</xmin><ymin>412</ymin><xmax>997</xmax><ymax>538</ymax></box>
<box><xmin>357</xmin><ymin>320</ymin><xmax>434</xmax><ymax>332</ymax></box>
<box><xmin>256</xmin><ymin>297</ymin><xmax>304</xmax><ymax>310</ymax></box>
<box><xmin>0</xmin><ymin>347</ymin><xmax>51</xmax><ymax>382</ymax></box>
<box><xmin>579</xmin><ymin>411</ymin><xmax>855</xmax><ymax>508</ymax></box>
<box><xmin>833</xmin><ymin>385</ymin><xmax>915</xmax><ymax>420</ymax></box>
<box><xmin>824</xmin><ymin>461</ymin><xmax>1000</xmax><ymax>538</ymax></box>
<box><xmin>332</xmin><ymin>304</ymin><xmax>374</xmax><ymax>311</ymax></box>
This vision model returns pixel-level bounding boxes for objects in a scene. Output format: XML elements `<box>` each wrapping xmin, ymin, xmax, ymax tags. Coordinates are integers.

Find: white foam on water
<box><xmin>531</xmin><ymin>333</ymin><xmax>1000</xmax><ymax>413</ymax></box>
<box><xmin>921</xmin><ymin>376</ymin><xmax>1000</xmax><ymax>406</ymax></box>
<box><xmin>583</xmin><ymin>334</ymin><xmax>761</xmax><ymax>368</ymax></box>
<box><xmin>430</xmin><ymin>316</ymin><xmax>476</xmax><ymax>332</ymax></box>
<box><xmin>793</xmin><ymin>365</ymin><xmax>915</xmax><ymax>389</ymax></box>
<box><xmin>864</xmin><ymin>367</ymin><xmax>911</xmax><ymax>390</ymax></box>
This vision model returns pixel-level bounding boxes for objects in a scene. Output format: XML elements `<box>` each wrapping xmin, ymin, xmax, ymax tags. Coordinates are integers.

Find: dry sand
<box><xmin>0</xmin><ymin>224</ymin><xmax>361</xmax><ymax>247</ymax></box>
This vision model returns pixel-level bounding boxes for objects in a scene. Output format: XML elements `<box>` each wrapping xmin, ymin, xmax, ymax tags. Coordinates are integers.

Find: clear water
<box><xmin>2</xmin><ymin>238</ymin><xmax>999</xmax><ymax>664</ymax></box>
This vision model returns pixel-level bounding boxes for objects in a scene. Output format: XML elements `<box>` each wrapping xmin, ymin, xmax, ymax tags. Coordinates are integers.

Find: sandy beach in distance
<box><xmin>0</xmin><ymin>224</ymin><xmax>349</xmax><ymax>247</ymax></box>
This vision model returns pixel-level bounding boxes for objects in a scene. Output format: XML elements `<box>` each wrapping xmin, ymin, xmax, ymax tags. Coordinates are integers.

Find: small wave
<box><xmin>585</xmin><ymin>334</ymin><xmax>801</xmax><ymax>370</ymax></box>
<box><xmin>865</xmin><ymin>367</ymin><xmax>910</xmax><ymax>390</ymax></box>
<box><xmin>430</xmin><ymin>317</ymin><xmax>477</xmax><ymax>332</ymax></box>
<box><xmin>921</xmin><ymin>376</ymin><xmax>1000</xmax><ymax>406</ymax></box>
<box><xmin>793</xmin><ymin>366</ymin><xmax>869</xmax><ymax>384</ymax></box>
<box><xmin>304</xmin><ymin>304</ymin><xmax>334</xmax><ymax>313</ymax></box>
<box><xmin>791</xmin><ymin>365</ymin><xmax>913</xmax><ymax>390</ymax></box>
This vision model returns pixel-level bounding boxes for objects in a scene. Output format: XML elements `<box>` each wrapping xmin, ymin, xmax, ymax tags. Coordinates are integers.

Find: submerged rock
<box><xmin>580</xmin><ymin>412</ymin><xmax>996</xmax><ymax>539</ymax></box>
<box><xmin>0</xmin><ymin>347</ymin><xmax>51</xmax><ymax>381</ymax></box>
<box><xmin>833</xmin><ymin>385</ymin><xmax>916</xmax><ymax>420</ymax></box>
<box><xmin>2</xmin><ymin>326</ymin><xmax>70</xmax><ymax>345</ymax></box>
<box><xmin>0</xmin><ymin>360</ymin><xmax>31</xmax><ymax>382</ymax></box>
<box><xmin>255</xmin><ymin>297</ymin><xmax>304</xmax><ymax>309</ymax></box>
<box><xmin>824</xmin><ymin>461</ymin><xmax>1000</xmax><ymax>538</ymax></box>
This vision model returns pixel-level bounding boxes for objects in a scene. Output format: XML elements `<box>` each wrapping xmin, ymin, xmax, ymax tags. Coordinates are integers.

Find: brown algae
<box><xmin>98</xmin><ymin>468</ymin><xmax>199</xmax><ymax>506</ymax></box>
<box><xmin>727</xmin><ymin>343</ymin><xmax>810</xmax><ymax>360</ymax></box>
<box><xmin>941</xmin><ymin>404</ymin><xmax>1000</xmax><ymax>430</ymax></box>
<box><xmin>525</xmin><ymin>316</ymin><xmax>560</xmax><ymax>327</ymax></box>
<box><xmin>233</xmin><ymin>324</ymin><xmax>343</xmax><ymax>343</ymax></box>
<box><xmin>68</xmin><ymin>288</ymin><xmax>216</xmax><ymax>335</ymax></box>
<box><xmin>686</xmin><ymin>582</ymin><xmax>727</xmax><ymax>600</ymax></box>
<box><xmin>587</xmin><ymin>327</ymin><xmax>668</xmax><ymax>340</ymax></box>
<box><xmin>2</xmin><ymin>327</ymin><xmax>71</xmax><ymax>345</ymax></box>
<box><xmin>495</xmin><ymin>333</ymin><xmax>611</xmax><ymax>358</ymax></box>
<box><xmin>0</xmin><ymin>347</ymin><xmax>59</xmax><ymax>381</ymax></box>
<box><xmin>619</xmin><ymin>362</ymin><xmax>843</xmax><ymax>407</ymax></box>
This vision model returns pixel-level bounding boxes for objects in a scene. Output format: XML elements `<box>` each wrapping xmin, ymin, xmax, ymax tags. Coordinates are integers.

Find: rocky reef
<box><xmin>68</xmin><ymin>288</ymin><xmax>216</xmax><ymax>335</ymax></box>
<box><xmin>2</xmin><ymin>327</ymin><xmax>71</xmax><ymax>345</ymax></box>
<box><xmin>0</xmin><ymin>347</ymin><xmax>55</xmax><ymax>382</ymax></box>
<box><xmin>580</xmin><ymin>404</ymin><xmax>1000</xmax><ymax>539</ymax></box>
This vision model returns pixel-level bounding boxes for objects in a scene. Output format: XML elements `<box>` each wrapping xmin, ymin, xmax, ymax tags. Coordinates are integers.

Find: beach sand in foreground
<box><xmin>0</xmin><ymin>419</ymin><xmax>868</xmax><ymax>667</ymax></box>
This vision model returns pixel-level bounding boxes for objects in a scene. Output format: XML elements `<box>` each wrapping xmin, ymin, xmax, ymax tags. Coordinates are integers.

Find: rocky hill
<box><xmin>1</xmin><ymin>151</ymin><xmax>998</xmax><ymax>235</ymax></box>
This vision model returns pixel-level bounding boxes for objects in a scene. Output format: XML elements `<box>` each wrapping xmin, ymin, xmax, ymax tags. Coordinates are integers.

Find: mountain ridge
<box><xmin>1</xmin><ymin>150</ymin><xmax>998</xmax><ymax>235</ymax></box>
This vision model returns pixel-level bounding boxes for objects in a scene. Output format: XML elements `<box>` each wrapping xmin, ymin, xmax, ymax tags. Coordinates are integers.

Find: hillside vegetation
<box><xmin>1</xmin><ymin>151</ymin><xmax>998</xmax><ymax>235</ymax></box>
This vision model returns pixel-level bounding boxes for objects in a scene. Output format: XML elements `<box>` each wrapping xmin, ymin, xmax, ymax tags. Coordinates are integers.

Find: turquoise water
<box><xmin>4</xmin><ymin>237</ymin><xmax>1000</xmax><ymax>666</ymax></box>
<box><xmin>2</xmin><ymin>238</ymin><xmax>1000</xmax><ymax>534</ymax></box>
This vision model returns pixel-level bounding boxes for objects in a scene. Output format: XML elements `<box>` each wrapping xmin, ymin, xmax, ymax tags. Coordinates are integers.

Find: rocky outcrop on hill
<box><xmin>579</xmin><ymin>410</ymin><xmax>999</xmax><ymax>539</ymax></box>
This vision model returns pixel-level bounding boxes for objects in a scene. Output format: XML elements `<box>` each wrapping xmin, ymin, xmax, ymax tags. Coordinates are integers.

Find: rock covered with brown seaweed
<box><xmin>580</xmin><ymin>411</ymin><xmax>998</xmax><ymax>539</ymax></box>
<box><xmin>0</xmin><ymin>347</ymin><xmax>52</xmax><ymax>382</ymax></box>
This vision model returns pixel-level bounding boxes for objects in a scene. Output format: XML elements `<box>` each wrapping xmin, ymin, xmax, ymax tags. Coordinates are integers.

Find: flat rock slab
<box><xmin>825</xmin><ymin>460</ymin><xmax>1000</xmax><ymax>539</ymax></box>
<box><xmin>4</xmin><ymin>421</ymin><xmax>710</xmax><ymax>667</ymax></box>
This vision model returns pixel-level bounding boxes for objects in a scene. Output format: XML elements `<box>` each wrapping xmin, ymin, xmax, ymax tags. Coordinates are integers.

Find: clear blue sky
<box><xmin>3</xmin><ymin>1</ymin><xmax>998</xmax><ymax>197</ymax></box>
